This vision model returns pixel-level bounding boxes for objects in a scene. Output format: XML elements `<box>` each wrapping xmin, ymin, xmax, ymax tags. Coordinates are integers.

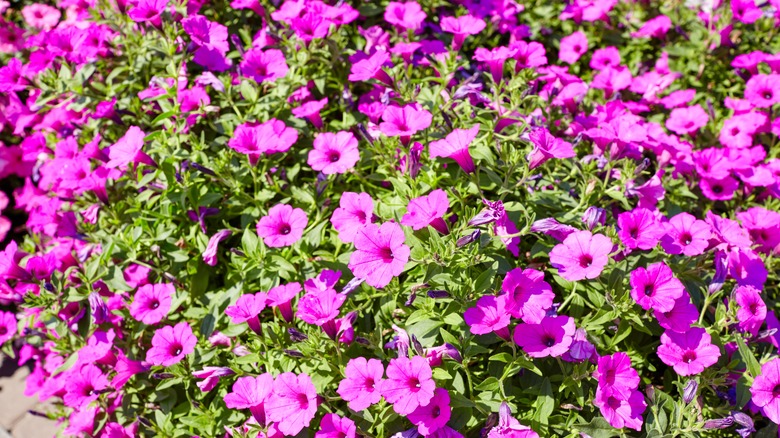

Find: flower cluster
<box><xmin>1</xmin><ymin>0</ymin><xmax>780</xmax><ymax>436</ymax></box>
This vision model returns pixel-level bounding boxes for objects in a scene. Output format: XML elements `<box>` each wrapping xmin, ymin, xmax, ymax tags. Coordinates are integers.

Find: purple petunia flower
<box><xmin>750</xmin><ymin>358</ymin><xmax>780</xmax><ymax>423</ymax></box>
<box><xmin>617</xmin><ymin>208</ymin><xmax>664</xmax><ymax>251</ymax></box>
<box><xmin>592</xmin><ymin>352</ymin><xmax>639</xmax><ymax>400</ymax></box>
<box><xmin>408</xmin><ymin>387</ymin><xmax>451</xmax><ymax>435</ymax></box>
<box><xmin>401</xmin><ymin>189</ymin><xmax>450</xmax><ymax>234</ymax></box>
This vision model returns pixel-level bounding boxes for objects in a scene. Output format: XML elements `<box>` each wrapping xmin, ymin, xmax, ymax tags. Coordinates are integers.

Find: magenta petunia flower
<box><xmin>429</xmin><ymin>124</ymin><xmax>479</xmax><ymax>173</ymax></box>
<box><xmin>526</xmin><ymin>128</ymin><xmax>575</xmax><ymax>170</ymax></box>
<box><xmin>127</xmin><ymin>0</ymin><xmax>168</xmax><ymax>24</ymax></box>
<box><xmin>146</xmin><ymin>321</ymin><xmax>198</xmax><ymax>367</ymax></box>
<box><xmin>64</xmin><ymin>364</ymin><xmax>108</xmax><ymax>409</ymax></box>
<box><xmin>594</xmin><ymin>387</ymin><xmax>646</xmax><ymax>431</ymax></box>
<box><xmin>106</xmin><ymin>126</ymin><xmax>156</xmax><ymax>170</ymax></box>
<box><xmin>665</xmin><ymin>105</ymin><xmax>708</xmax><ymax>135</ymax></box>
<box><xmin>223</xmin><ymin>373</ymin><xmax>273</xmax><ymax>422</ymax></box>
<box><xmin>464</xmin><ymin>295</ymin><xmax>511</xmax><ymax>338</ymax></box>
<box><xmin>654</xmin><ymin>292</ymin><xmax>698</xmax><ymax>333</ymax></box>
<box><xmin>228</xmin><ymin>119</ymin><xmax>299</xmax><ymax>165</ymax></box>
<box><xmin>317</xmin><ymin>413</ymin><xmax>357</xmax><ymax>438</ymax></box>
<box><xmin>267</xmin><ymin>282</ymin><xmax>301</xmax><ymax>323</ymax></box>
<box><xmin>0</xmin><ymin>310</ymin><xmax>16</xmax><ymax>345</ymax></box>
<box><xmin>265</xmin><ymin>372</ymin><xmax>318</xmax><ymax>436</ymax></box>
<box><xmin>441</xmin><ymin>15</ymin><xmax>485</xmax><ymax>51</ymax></box>
<box><xmin>474</xmin><ymin>46</ymin><xmax>516</xmax><ymax>83</ymax></box>
<box><xmin>292</xmin><ymin>97</ymin><xmax>328</xmax><ymax>128</ymax></box>
<box><xmin>592</xmin><ymin>352</ymin><xmax>639</xmax><ymax>400</ymax></box>
<box><xmin>401</xmin><ymin>189</ymin><xmax>450</xmax><ymax>234</ymax></box>
<box><xmin>549</xmin><ymin>230</ymin><xmax>613</xmax><ymax>281</ymax></box>
<box><xmin>225</xmin><ymin>292</ymin><xmax>268</xmax><ymax>334</ymax></box>
<box><xmin>348</xmin><ymin>50</ymin><xmax>394</xmax><ymax>86</ymax></box>
<box><xmin>511</xmin><ymin>40</ymin><xmax>547</xmax><ymax>71</ymax></box>
<box><xmin>617</xmin><ymin>208</ymin><xmax>664</xmax><ymax>251</ymax></box>
<box><xmin>591</xmin><ymin>66</ymin><xmax>632</xmax><ymax>98</ymax></box>
<box><xmin>734</xmin><ymin>285</ymin><xmax>766</xmax><ymax>335</ymax></box>
<box><xmin>193</xmin><ymin>366</ymin><xmax>235</xmax><ymax>392</ymax></box>
<box><xmin>129</xmin><ymin>283</ymin><xmax>174</xmax><ymax>325</ymax></box>
<box><xmin>513</xmin><ymin>315</ymin><xmax>576</xmax><ymax>358</ymax></box>
<box><xmin>487</xmin><ymin>402</ymin><xmax>540</xmax><ymax>438</ymax></box>
<box><xmin>331</xmin><ymin>192</ymin><xmax>374</xmax><ymax>243</ymax></box>
<box><xmin>21</xmin><ymin>3</ymin><xmax>60</xmax><ymax>30</ymax></box>
<box><xmin>632</xmin><ymin>14</ymin><xmax>671</xmax><ymax>38</ymax></box>
<box><xmin>384</xmin><ymin>1</ymin><xmax>426</xmax><ymax>31</ymax></box>
<box><xmin>112</xmin><ymin>350</ymin><xmax>150</xmax><ymax>389</ymax></box>
<box><xmin>203</xmin><ymin>229</ymin><xmax>232</xmax><ymax>267</ymax></box>
<box><xmin>337</xmin><ymin>357</ymin><xmax>384</xmax><ymax>411</ymax></box>
<box><xmin>379</xmin><ymin>105</ymin><xmax>432</xmax><ymax>145</ymax></box>
<box><xmin>728</xmin><ymin>248</ymin><xmax>767</xmax><ymax>290</ymax></box>
<box><xmin>348</xmin><ymin>222</ymin><xmax>410</xmax><ymax>289</ymax></box>
<box><xmin>182</xmin><ymin>15</ymin><xmax>230</xmax><ymax>64</ymax></box>
<box><xmin>240</xmin><ymin>48</ymin><xmax>289</xmax><ymax>83</ymax></box>
<box><xmin>744</xmin><ymin>74</ymin><xmax>780</xmax><ymax>108</ymax></box>
<box><xmin>629</xmin><ymin>262</ymin><xmax>685</xmax><ymax>313</ymax></box>
<box><xmin>256</xmin><ymin>204</ymin><xmax>308</xmax><ymax>248</ymax></box>
<box><xmin>656</xmin><ymin>327</ymin><xmax>721</xmax><ymax>376</ymax></box>
<box><xmin>297</xmin><ymin>288</ymin><xmax>346</xmax><ymax>327</ymax></box>
<box><xmin>737</xmin><ymin>207</ymin><xmax>780</xmax><ymax>254</ymax></box>
<box><xmin>589</xmin><ymin>47</ymin><xmax>620</xmax><ymax>70</ymax></box>
<box><xmin>660</xmin><ymin>212</ymin><xmax>711</xmax><ymax>256</ymax></box>
<box><xmin>380</xmin><ymin>356</ymin><xmax>435</xmax><ymax>415</ymax></box>
<box><xmin>558</xmin><ymin>31</ymin><xmax>588</xmax><ymax>64</ymax></box>
<box><xmin>750</xmin><ymin>358</ymin><xmax>780</xmax><ymax>423</ymax></box>
<box><xmin>500</xmin><ymin>268</ymin><xmax>555</xmax><ymax>323</ymax></box>
<box><xmin>408</xmin><ymin>387</ymin><xmax>451</xmax><ymax>435</ymax></box>
<box><xmin>308</xmin><ymin>131</ymin><xmax>360</xmax><ymax>175</ymax></box>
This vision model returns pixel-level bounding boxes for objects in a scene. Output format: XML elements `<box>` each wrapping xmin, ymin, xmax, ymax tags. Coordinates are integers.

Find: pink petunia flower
<box><xmin>591</xmin><ymin>66</ymin><xmax>632</xmax><ymax>98</ymax></box>
<box><xmin>223</xmin><ymin>373</ymin><xmax>273</xmax><ymax>423</ymax></box>
<box><xmin>487</xmin><ymin>402</ymin><xmax>540</xmax><ymax>438</ymax></box>
<box><xmin>474</xmin><ymin>46</ymin><xmax>516</xmax><ymax>83</ymax></box>
<box><xmin>106</xmin><ymin>126</ymin><xmax>156</xmax><ymax>170</ymax></box>
<box><xmin>193</xmin><ymin>366</ymin><xmax>235</xmax><ymax>392</ymax></box>
<box><xmin>348</xmin><ymin>50</ymin><xmax>394</xmax><ymax>86</ymax></box>
<box><xmin>240</xmin><ymin>48</ymin><xmax>289</xmax><ymax>83</ymax></box>
<box><xmin>225</xmin><ymin>292</ymin><xmax>268</xmax><ymax>334</ymax></box>
<box><xmin>408</xmin><ymin>387</ymin><xmax>451</xmax><ymax>435</ymax></box>
<box><xmin>745</xmin><ymin>74</ymin><xmax>780</xmax><ymax>108</ymax></box>
<box><xmin>592</xmin><ymin>352</ymin><xmax>640</xmax><ymax>400</ymax></box>
<box><xmin>379</xmin><ymin>356</ymin><xmax>435</xmax><ymax>415</ymax></box>
<box><xmin>665</xmin><ymin>105</ymin><xmax>708</xmax><ymax>135</ymax></box>
<box><xmin>513</xmin><ymin>315</ymin><xmax>576</xmax><ymax>358</ymax></box>
<box><xmin>112</xmin><ymin>350</ymin><xmax>150</xmax><ymax>389</ymax></box>
<box><xmin>348</xmin><ymin>222</ymin><xmax>410</xmax><ymax>289</ymax></box>
<box><xmin>0</xmin><ymin>310</ymin><xmax>16</xmax><ymax>345</ymax></box>
<box><xmin>750</xmin><ymin>358</ymin><xmax>780</xmax><ymax>423</ymax></box>
<box><xmin>21</xmin><ymin>4</ymin><xmax>60</xmax><ymax>30</ymax></box>
<box><xmin>629</xmin><ymin>262</ymin><xmax>685</xmax><ymax>313</ymax></box>
<box><xmin>296</xmin><ymin>288</ymin><xmax>346</xmax><ymax>338</ymax></box>
<box><xmin>228</xmin><ymin>119</ymin><xmax>299</xmax><ymax>165</ymax></box>
<box><xmin>526</xmin><ymin>128</ymin><xmax>575</xmax><ymax>170</ymax></box>
<box><xmin>728</xmin><ymin>248</ymin><xmax>767</xmax><ymax>290</ymax></box>
<box><xmin>654</xmin><ymin>292</ymin><xmax>698</xmax><ymax>333</ymax></box>
<box><xmin>734</xmin><ymin>285</ymin><xmax>766</xmax><ymax>335</ymax></box>
<box><xmin>656</xmin><ymin>328</ymin><xmax>721</xmax><ymax>376</ymax></box>
<box><xmin>441</xmin><ymin>15</ymin><xmax>485</xmax><ymax>51</ymax></box>
<box><xmin>256</xmin><ymin>204</ymin><xmax>308</xmax><ymax>248</ymax></box>
<box><xmin>500</xmin><ymin>268</ymin><xmax>555</xmax><ymax>323</ymax></box>
<box><xmin>146</xmin><ymin>321</ymin><xmax>198</xmax><ymax>367</ymax></box>
<box><xmin>265</xmin><ymin>372</ymin><xmax>318</xmax><ymax>436</ymax></box>
<box><xmin>617</xmin><ymin>208</ymin><xmax>664</xmax><ymax>251</ymax></box>
<box><xmin>337</xmin><ymin>357</ymin><xmax>384</xmax><ymax>411</ymax></box>
<box><xmin>316</xmin><ymin>414</ymin><xmax>356</xmax><ymax>438</ymax></box>
<box><xmin>594</xmin><ymin>387</ymin><xmax>646</xmax><ymax>431</ymax></box>
<box><xmin>127</xmin><ymin>0</ymin><xmax>168</xmax><ymax>24</ymax></box>
<box><xmin>384</xmin><ymin>1</ymin><xmax>426</xmax><ymax>31</ymax></box>
<box><xmin>64</xmin><ymin>364</ymin><xmax>108</xmax><ymax>409</ymax></box>
<box><xmin>589</xmin><ymin>47</ymin><xmax>620</xmax><ymax>70</ymax></box>
<box><xmin>660</xmin><ymin>212</ymin><xmax>711</xmax><ymax>256</ymax></box>
<box><xmin>401</xmin><ymin>189</ymin><xmax>450</xmax><ymax>234</ymax></box>
<box><xmin>464</xmin><ymin>294</ymin><xmax>511</xmax><ymax>339</ymax></box>
<box><xmin>267</xmin><ymin>282</ymin><xmax>301</xmax><ymax>323</ymax></box>
<box><xmin>308</xmin><ymin>131</ymin><xmax>360</xmax><ymax>175</ymax></box>
<box><xmin>429</xmin><ymin>124</ymin><xmax>479</xmax><ymax>173</ymax></box>
<box><xmin>379</xmin><ymin>105</ymin><xmax>432</xmax><ymax>145</ymax></box>
<box><xmin>558</xmin><ymin>31</ymin><xmax>588</xmax><ymax>64</ymax></box>
<box><xmin>631</xmin><ymin>15</ymin><xmax>671</xmax><ymax>39</ymax></box>
<box><xmin>203</xmin><ymin>229</ymin><xmax>232</xmax><ymax>267</ymax></box>
<box><xmin>511</xmin><ymin>40</ymin><xmax>547</xmax><ymax>71</ymax></box>
<box><xmin>331</xmin><ymin>192</ymin><xmax>374</xmax><ymax>243</ymax></box>
<box><xmin>549</xmin><ymin>230</ymin><xmax>613</xmax><ymax>281</ymax></box>
<box><xmin>737</xmin><ymin>207</ymin><xmax>780</xmax><ymax>254</ymax></box>
<box><xmin>292</xmin><ymin>97</ymin><xmax>328</xmax><ymax>128</ymax></box>
<box><xmin>130</xmin><ymin>283</ymin><xmax>174</xmax><ymax>325</ymax></box>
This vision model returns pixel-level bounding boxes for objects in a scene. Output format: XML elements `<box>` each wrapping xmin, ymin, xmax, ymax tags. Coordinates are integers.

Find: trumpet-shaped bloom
<box><xmin>265</xmin><ymin>372</ymin><xmax>318</xmax><ymax>436</ymax></box>
<box><xmin>401</xmin><ymin>189</ymin><xmax>450</xmax><ymax>234</ymax></box>
<box><xmin>317</xmin><ymin>414</ymin><xmax>356</xmax><ymax>438</ymax></box>
<box><xmin>734</xmin><ymin>285</ymin><xmax>766</xmax><ymax>335</ymax></box>
<box><xmin>500</xmin><ymin>268</ymin><xmax>555</xmax><ymax>323</ymax></box>
<box><xmin>666</xmin><ymin>105</ymin><xmax>708</xmax><ymax>135</ymax></box>
<box><xmin>331</xmin><ymin>192</ymin><xmax>374</xmax><ymax>243</ymax></box>
<box><xmin>593</xmin><ymin>387</ymin><xmax>646</xmax><ymax>431</ymax></box>
<box><xmin>617</xmin><ymin>208</ymin><xmax>664</xmax><ymax>251</ymax></box>
<box><xmin>429</xmin><ymin>124</ymin><xmax>479</xmax><ymax>173</ymax></box>
<box><xmin>408</xmin><ymin>387</ymin><xmax>451</xmax><ymax>435</ymax></box>
<box><xmin>592</xmin><ymin>352</ymin><xmax>639</xmax><ymax>400</ymax></box>
<box><xmin>379</xmin><ymin>105</ymin><xmax>432</xmax><ymax>143</ymax></box>
<box><xmin>629</xmin><ymin>262</ymin><xmax>685</xmax><ymax>312</ymax></box>
<box><xmin>296</xmin><ymin>289</ymin><xmax>346</xmax><ymax>326</ymax></box>
<box><xmin>464</xmin><ymin>295</ymin><xmax>511</xmax><ymax>337</ymax></box>
<box><xmin>106</xmin><ymin>126</ymin><xmax>156</xmax><ymax>169</ymax></box>
<box><xmin>384</xmin><ymin>1</ymin><xmax>426</xmax><ymax>31</ymax></box>
<box><xmin>660</xmin><ymin>213</ymin><xmax>711</xmax><ymax>256</ymax></box>
<box><xmin>441</xmin><ymin>15</ymin><xmax>485</xmax><ymax>51</ymax></box>
<box><xmin>657</xmin><ymin>328</ymin><xmax>720</xmax><ymax>376</ymax></box>
<box><xmin>0</xmin><ymin>311</ymin><xmax>17</xmax><ymax>345</ymax></box>
<box><xmin>513</xmin><ymin>315</ymin><xmax>576</xmax><ymax>358</ymax></box>
<box><xmin>225</xmin><ymin>292</ymin><xmax>268</xmax><ymax>334</ymax></box>
<box><xmin>256</xmin><ymin>204</ymin><xmax>308</xmax><ymax>248</ymax></box>
<box><xmin>146</xmin><ymin>322</ymin><xmax>198</xmax><ymax>367</ymax></box>
<box><xmin>526</xmin><ymin>128</ymin><xmax>575</xmax><ymax>169</ymax></box>
<box><xmin>750</xmin><ymin>358</ymin><xmax>780</xmax><ymax>423</ymax></box>
<box><xmin>558</xmin><ymin>31</ymin><xmax>588</xmax><ymax>64</ymax></box>
<box><xmin>348</xmin><ymin>222</ymin><xmax>410</xmax><ymax>288</ymax></box>
<box><xmin>337</xmin><ymin>357</ymin><xmax>384</xmax><ymax>411</ymax></box>
<box><xmin>549</xmin><ymin>231</ymin><xmax>613</xmax><ymax>281</ymax></box>
<box><xmin>308</xmin><ymin>131</ymin><xmax>359</xmax><ymax>175</ymax></box>
<box><xmin>64</xmin><ymin>364</ymin><xmax>108</xmax><ymax>408</ymax></box>
<box><xmin>223</xmin><ymin>373</ymin><xmax>273</xmax><ymax>423</ymax></box>
<box><xmin>130</xmin><ymin>283</ymin><xmax>174</xmax><ymax>325</ymax></box>
<box><xmin>228</xmin><ymin>119</ymin><xmax>298</xmax><ymax>164</ymax></box>
<box><xmin>240</xmin><ymin>48</ymin><xmax>288</xmax><ymax>83</ymax></box>
<box><xmin>380</xmin><ymin>356</ymin><xmax>435</xmax><ymax>415</ymax></box>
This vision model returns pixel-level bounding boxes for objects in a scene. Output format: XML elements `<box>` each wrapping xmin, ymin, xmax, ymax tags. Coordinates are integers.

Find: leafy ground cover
<box><xmin>1</xmin><ymin>0</ymin><xmax>780</xmax><ymax>436</ymax></box>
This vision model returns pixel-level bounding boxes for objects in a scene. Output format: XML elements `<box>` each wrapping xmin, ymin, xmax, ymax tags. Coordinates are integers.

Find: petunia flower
<box><xmin>629</xmin><ymin>262</ymin><xmax>685</xmax><ymax>312</ymax></box>
<box><xmin>203</xmin><ymin>229</ymin><xmax>231</xmax><ymax>267</ymax></box>
<box><xmin>474</xmin><ymin>46</ymin><xmax>516</xmax><ymax>83</ymax></box>
<box><xmin>441</xmin><ymin>15</ymin><xmax>485</xmax><ymax>51</ymax></box>
<box><xmin>408</xmin><ymin>387</ymin><xmax>451</xmax><ymax>435</ymax></box>
<box><xmin>654</xmin><ymin>292</ymin><xmax>698</xmax><ymax>333</ymax></box>
<box><xmin>225</xmin><ymin>292</ymin><xmax>268</xmax><ymax>335</ymax></box>
<box><xmin>379</xmin><ymin>356</ymin><xmax>435</xmax><ymax>415</ymax></box>
<box><xmin>337</xmin><ymin>357</ymin><xmax>384</xmax><ymax>411</ymax></box>
<box><xmin>348</xmin><ymin>222</ymin><xmax>410</xmax><ymax>289</ymax></box>
<box><xmin>656</xmin><ymin>327</ymin><xmax>721</xmax><ymax>376</ymax></box>
<box><xmin>224</xmin><ymin>373</ymin><xmax>273</xmax><ymax>423</ymax></box>
<box><xmin>127</xmin><ymin>0</ymin><xmax>168</xmax><ymax>24</ymax></box>
<box><xmin>316</xmin><ymin>414</ymin><xmax>357</xmax><ymax>438</ymax></box>
<box><xmin>267</xmin><ymin>282</ymin><xmax>301</xmax><ymax>323</ymax></box>
<box><xmin>193</xmin><ymin>366</ymin><xmax>234</xmax><ymax>392</ymax></box>
<box><xmin>549</xmin><ymin>230</ymin><xmax>613</xmax><ymax>281</ymax></box>
<box><xmin>256</xmin><ymin>204</ymin><xmax>308</xmax><ymax>248</ymax></box>
<box><xmin>130</xmin><ymin>283</ymin><xmax>174</xmax><ymax>325</ymax></box>
<box><xmin>21</xmin><ymin>3</ymin><xmax>61</xmax><ymax>30</ymax></box>
<box><xmin>631</xmin><ymin>15</ymin><xmax>671</xmax><ymax>39</ymax></box>
<box><xmin>146</xmin><ymin>321</ymin><xmax>198</xmax><ymax>367</ymax></box>
<box><xmin>379</xmin><ymin>104</ymin><xmax>432</xmax><ymax>145</ymax></box>
<box><xmin>660</xmin><ymin>212</ymin><xmax>711</xmax><ymax>256</ymax></box>
<box><xmin>592</xmin><ymin>352</ymin><xmax>640</xmax><ymax>400</ymax></box>
<box><xmin>733</xmin><ymin>285</ymin><xmax>766</xmax><ymax>335</ymax></box>
<box><xmin>112</xmin><ymin>350</ymin><xmax>150</xmax><ymax>389</ymax></box>
<box><xmin>292</xmin><ymin>97</ymin><xmax>328</xmax><ymax>129</ymax></box>
<box><xmin>64</xmin><ymin>364</ymin><xmax>108</xmax><ymax>409</ymax></box>
<box><xmin>728</xmin><ymin>248</ymin><xmax>767</xmax><ymax>290</ymax></box>
<box><xmin>500</xmin><ymin>268</ymin><xmax>555</xmax><ymax>323</ymax></box>
<box><xmin>401</xmin><ymin>189</ymin><xmax>450</xmax><ymax>234</ymax></box>
<box><xmin>106</xmin><ymin>126</ymin><xmax>156</xmax><ymax>170</ymax></box>
<box><xmin>511</xmin><ymin>40</ymin><xmax>547</xmax><ymax>71</ymax></box>
<box><xmin>750</xmin><ymin>358</ymin><xmax>780</xmax><ymax>423</ymax></box>
<box><xmin>429</xmin><ymin>124</ymin><xmax>479</xmax><ymax>173</ymax></box>
<box><xmin>665</xmin><ymin>105</ymin><xmax>709</xmax><ymax>135</ymax></box>
<box><xmin>487</xmin><ymin>402</ymin><xmax>540</xmax><ymax>438</ymax></box>
<box><xmin>240</xmin><ymin>48</ymin><xmax>289</xmax><ymax>83</ymax></box>
<box><xmin>296</xmin><ymin>288</ymin><xmax>346</xmax><ymax>338</ymax></box>
<box><xmin>558</xmin><ymin>31</ymin><xmax>588</xmax><ymax>64</ymax></box>
<box><xmin>308</xmin><ymin>131</ymin><xmax>360</xmax><ymax>175</ymax></box>
<box><xmin>265</xmin><ymin>372</ymin><xmax>318</xmax><ymax>436</ymax></box>
<box><xmin>594</xmin><ymin>387</ymin><xmax>646</xmax><ymax>431</ymax></box>
<box><xmin>330</xmin><ymin>192</ymin><xmax>374</xmax><ymax>243</ymax></box>
<box><xmin>513</xmin><ymin>315</ymin><xmax>576</xmax><ymax>358</ymax></box>
<box><xmin>464</xmin><ymin>295</ymin><xmax>511</xmax><ymax>339</ymax></box>
<box><xmin>384</xmin><ymin>1</ymin><xmax>426</xmax><ymax>31</ymax></box>
<box><xmin>348</xmin><ymin>50</ymin><xmax>393</xmax><ymax>86</ymax></box>
<box><xmin>0</xmin><ymin>310</ymin><xmax>16</xmax><ymax>345</ymax></box>
<box><xmin>228</xmin><ymin>119</ymin><xmax>299</xmax><ymax>165</ymax></box>
<box><xmin>526</xmin><ymin>128</ymin><xmax>575</xmax><ymax>169</ymax></box>
<box><xmin>744</xmin><ymin>74</ymin><xmax>780</xmax><ymax>108</ymax></box>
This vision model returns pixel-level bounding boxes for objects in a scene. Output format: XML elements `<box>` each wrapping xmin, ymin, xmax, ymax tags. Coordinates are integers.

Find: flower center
<box><xmin>711</xmin><ymin>185</ymin><xmax>723</xmax><ymax>194</ymax></box>
<box><xmin>409</xmin><ymin>377</ymin><xmax>421</xmax><ymax>390</ymax></box>
<box><xmin>380</xmin><ymin>247</ymin><xmax>394</xmax><ymax>262</ymax></box>
<box><xmin>749</xmin><ymin>303</ymin><xmax>758</xmax><ymax>314</ymax></box>
<box><xmin>629</xmin><ymin>228</ymin><xmax>638</xmax><ymax>239</ymax></box>
<box><xmin>328</xmin><ymin>152</ymin><xmax>341</xmax><ymax>163</ymax></box>
<box><xmin>150</xmin><ymin>300</ymin><xmax>160</xmax><ymax>309</ymax></box>
<box><xmin>644</xmin><ymin>284</ymin><xmax>654</xmax><ymax>297</ymax></box>
<box><xmin>731</xmin><ymin>127</ymin><xmax>740</xmax><ymax>135</ymax></box>
<box><xmin>681</xmin><ymin>350</ymin><xmax>697</xmax><ymax>363</ymax></box>
<box><xmin>607</xmin><ymin>396</ymin><xmax>621</xmax><ymax>410</ymax></box>
<box><xmin>763</xmin><ymin>91</ymin><xmax>773</xmax><ymax>100</ymax></box>
<box><xmin>279</xmin><ymin>224</ymin><xmax>292</xmax><ymax>235</ymax></box>
<box><xmin>432</xmin><ymin>406</ymin><xmax>441</xmax><ymax>417</ymax></box>
<box><xmin>297</xmin><ymin>393</ymin><xmax>309</xmax><ymax>409</ymax></box>
<box><xmin>579</xmin><ymin>254</ymin><xmax>593</xmax><ymax>268</ymax></box>
<box><xmin>365</xmin><ymin>378</ymin><xmax>375</xmax><ymax>389</ymax></box>
<box><xmin>0</xmin><ymin>327</ymin><xmax>7</xmax><ymax>335</ymax></box>
<box><xmin>680</xmin><ymin>232</ymin><xmax>693</xmax><ymax>245</ymax></box>
<box><xmin>685</xmin><ymin>121</ymin><xmax>694</xmax><ymax>129</ymax></box>
<box><xmin>772</xmin><ymin>384</ymin><xmax>780</xmax><ymax>398</ymax></box>
<box><xmin>543</xmin><ymin>335</ymin><xmax>556</xmax><ymax>347</ymax></box>
<box><xmin>170</xmin><ymin>344</ymin><xmax>183</xmax><ymax>356</ymax></box>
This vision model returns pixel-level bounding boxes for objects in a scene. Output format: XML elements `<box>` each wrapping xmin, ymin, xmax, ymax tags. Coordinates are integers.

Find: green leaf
<box><xmin>575</xmin><ymin>417</ymin><xmax>619</xmax><ymax>438</ymax></box>
<box><xmin>736</xmin><ymin>336</ymin><xmax>761</xmax><ymax>378</ymax></box>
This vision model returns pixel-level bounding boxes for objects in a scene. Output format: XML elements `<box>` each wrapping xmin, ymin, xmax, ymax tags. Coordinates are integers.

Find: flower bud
<box><xmin>703</xmin><ymin>417</ymin><xmax>734</xmax><ymax>429</ymax></box>
<box><xmin>427</xmin><ymin>290</ymin><xmax>450</xmax><ymax>299</ymax></box>
<box><xmin>683</xmin><ymin>380</ymin><xmax>698</xmax><ymax>404</ymax></box>
<box><xmin>457</xmin><ymin>230</ymin><xmax>481</xmax><ymax>247</ymax></box>
<box><xmin>288</xmin><ymin>328</ymin><xmax>308</xmax><ymax>342</ymax></box>
<box><xmin>582</xmin><ymin>206</ymin><xmax>607</xmax><ymax>230</ymax></box>
<box><xmin>88</xmin><ymin>292</ymin><xmax>109</xmax><ymax>325</ymax></box>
